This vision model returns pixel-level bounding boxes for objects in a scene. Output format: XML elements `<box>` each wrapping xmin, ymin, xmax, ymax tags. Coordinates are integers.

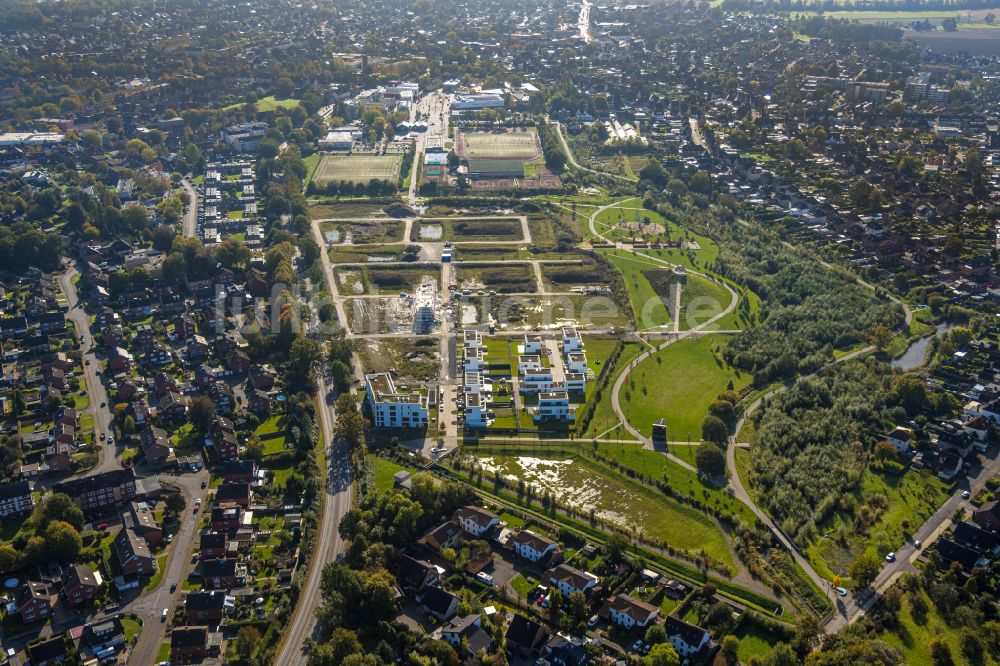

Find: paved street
<box><xmin>272</xmin><ymin>377</ymin><xmax>354</xmax><ymax>666</ymax></box>
<box><xmin>56</xmin><ymin>268</ymin><xmax>116</xmax><ymax>475</ymax></box>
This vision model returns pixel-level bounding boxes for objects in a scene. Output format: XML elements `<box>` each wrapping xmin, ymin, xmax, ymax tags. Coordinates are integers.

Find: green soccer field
<box><xmin>311</xmin><ymin>154</ymin><xmax>402</xmax><ymax>186</ymax></box>
<box><xmin>460</xmin><ymin>130</ymin><xmax>540</xmax><ymax>159</ymax></box>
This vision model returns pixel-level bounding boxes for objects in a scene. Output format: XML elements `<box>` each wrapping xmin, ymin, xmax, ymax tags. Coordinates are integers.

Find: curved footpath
<box><xmin>583</xmin><ymin>199</ymin><xmax>740</xmax><ymax>466</ymax></box>
<box><xmin>552</xmin><ymin>121</ymin><xmax>637</xmax><ymax>183</ymax></box>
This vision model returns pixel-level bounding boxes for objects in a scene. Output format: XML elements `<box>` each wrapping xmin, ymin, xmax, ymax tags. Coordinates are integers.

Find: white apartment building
<box><xmin>534</xmin><ymin>391</ymin><xmax>574</xmax><ymax>422</ymax></box>
<box><xmin>365</xmin><ymin>373</ymin><xmax>428</xmax><ymax>428</ymax></box>
<box><xmin>521</xmin><ymin>368</ymin><xmax>555</xmax><ymax>394</ymax></box>
<box><xmin>562</xmin><ymin>326</ymin><xmax>583</xmax><ymax>354</ymax></box>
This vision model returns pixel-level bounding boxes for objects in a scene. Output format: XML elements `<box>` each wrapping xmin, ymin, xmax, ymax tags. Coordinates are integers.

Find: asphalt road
<box><xmin>127</xmin><ymin>469</ymin><xmax>209</xmax><ymax>665</ymax></box>
<box><xmin>272</xmin><ymin>377</ymin><xmax>354</xmax><ymax>665</ymax></box>
<box><xmin>57</xmin><ymin>268</ymin><xmax>116</xmax><ymax>475</ymax></box>
<box><xmin>56</xmin><ymin>261</ymin><xmax>211</xmax><ymax>664</ymax></box>
<box><xmin>827</xmin><ymin>444</ymin><xmax>1000</xmax><ymax>631</ymax></box>
<box><xmin>179</xmin><ymin>177</ymin><xmax>198</xmax><ymax>239</ymax></box>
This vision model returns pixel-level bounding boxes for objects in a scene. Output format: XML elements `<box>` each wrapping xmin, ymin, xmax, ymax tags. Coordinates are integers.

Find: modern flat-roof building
<box><xmin>365</xmin><ymin>373</ymin><xmax>428</xmax><ymax>429</ymax></box>
<box><xmin>453</xmin><ymin>93</ymin><xmax>506</xmax><ymax>110</ymax></box>
<box><xmin>0</xmin><ymin>132</ymin><xmax>64</xmax><ymax>147</ymax></box>
<box><xmin>534</xmin><ymin>391</ymin><xmax>574</xmax><ymax>422</ymax></box>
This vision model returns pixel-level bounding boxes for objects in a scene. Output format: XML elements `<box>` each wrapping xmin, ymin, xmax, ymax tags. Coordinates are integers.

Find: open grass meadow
<box><xmin>603</xmin><ymin>251</ymin><xmax>671</xmax><ymax>330</ymax></box>
<box><xmin>805</xmin><ymin>468</ymin><xmax>950</xmax><ymax>585</ymax></box>
<box><xmin>468</xmin><ymin>445</ymin><xmax>735</xmax><ymax>568</ymax></box>
<box><xmin>621</xmin><ymin>333</ymin><xmax>751</xmax><ymax>441</ymax></box>
<box><xmin>879</xmin><ymin>585</ymin><xmax>1000</xmax><ymax>666</ymax></box>
<box><xmin>311</xmin><ymin>154</ymin><xmax>402</xmax><ymax>187</ymax></box>
<box><xmin>582</xmin><ymin>341</ymin><xmax>645</xmax><ymax>438</ymax></box>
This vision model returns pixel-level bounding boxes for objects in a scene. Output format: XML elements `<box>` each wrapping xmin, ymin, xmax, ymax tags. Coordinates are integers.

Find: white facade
<box><xmin>522</xmin><ymin>334</ymin><xmax>543</xmax><ymax>354</ymax></box>
<box><xmin>454</xmin><ymin>507</ymin><xmax>500</xmax><ymax>537</ymax></box>
<box><xmin>545</xmin><ymin>565</ymin><xmax>598</xmax><ymax>597</ymax></box>
<box><xmin>565</xmin><ymin>352</ymin><xmax>588</xmax><ymax>375</ymax></box>
<box><xmin>562</xmin><ymin>327</ymin><xmax>583</xmax><ymax>354</ymax></box>
<box><xmin>222</xmin><ymin>122</ymin><xmax>268</xmax><ymax>153</ymax></box>
<box><xmin>564</xmin><ymin>373</ymin><xmax>587</xmax><ymax>393</ymax></box>
<box><xmin>465</xmin><ymin>392</ymin><xmax>490</xmax><ymax>428</ymax></box>
<box><xmin>534</xmin><ymin>391</ymin><xmax>574</xmax><ymax>422</ymax></box>
<box><xmin>521</xmin><ymin>368</ymin><xmax>555</xmax><ymax>394</ymax></box>
<box><xmin>513</xmin><ymin>530</ymin><xmax>557</xmax><ymax>562</ymax></box>
<box><xmin>365</xmin><ymin>373</ymin><xmax>428</xmax><ymax>428</ymax></box>
<box><xmin>518</xmin><ymin>355</ymin><xmax>542</xmax><ymax>374</ymax></box>
<box><xmin>319</xmin><ymin>131</ymin><xmax>354</xmax><ymax>151</ymax></box>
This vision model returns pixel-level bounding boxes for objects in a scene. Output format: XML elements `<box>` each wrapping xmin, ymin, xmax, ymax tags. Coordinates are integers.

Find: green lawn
<box><xmin>583</xmin><ymin>342</ymin><xmax>644</xmax><ymax>438</ymax></box>
<box><xmin>679</xmin><ymin>273</ymin><xmax>733</xmax><ymax>330</ymax></box>
<box><xmin>602</xmin><ymin>251</ymin><xmax>671</xmax><ymax>330</ymax></box>
<box><xmin>73</xmin><ymin>392</ymin><xmax>91</xmax><ymax>410</ymax></box>
<box><xmin>510</xmin><ymin>573</ymin><xmax>534</xmax><ymax>598</ymax></box>
<box><xmin>595</xmin><ymin>441</ymin><xmax>756</xmax><ymax>524</ymax></box>
<box><xmin>736</xmin><ymin>620</ymin><xmax>787</xmax><ymax>663</ymax></box>
<box><xmin>121</xmin><ymin>616</ymin><xmax>141</xmax><ymax>642</ymax></box>
<box><xmin>255</xmin><ymin>96</ymin><xmax>301</xmax><ymax>111</ymax></box>
<box><xmin>144</xmin><ymin>554</ymin><xmax>169</xmax><ymax>592</ymax></box>
<box><xmin>370</xmin><ymin>456</ymin><xmax>407</xmax><ymax>491</ymax></box>
<box><xmin>879</xmin><ymin>587</ymin><xmax>998</xmax><ymax>666</ymax></box>
<box><xmin>156</xmin><ymin>642</ymin><xmax>171</xmax><ymax>662</ymax></box>
<box><xmin>621</xmin><ymin>334</ymin><xmax>751</xmax><ymax>441</ymax></box>
<box><xmin>304</xmin><ymin>153</ymin><xmax>322</xmax><ymax>183</ymax></box>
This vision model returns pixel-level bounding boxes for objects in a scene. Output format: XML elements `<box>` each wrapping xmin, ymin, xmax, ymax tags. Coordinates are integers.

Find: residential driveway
<box><xmin>485</xmin><ymin>552</ymin><xmax>516</xmax><ymax>589</ymax></box>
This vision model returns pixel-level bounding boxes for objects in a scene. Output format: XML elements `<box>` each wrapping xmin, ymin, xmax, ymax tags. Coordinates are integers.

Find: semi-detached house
<box><xmin>454</xmin><ymin>505</ymin><xmax>500</xmax><ymax>537</ymax></box>
<box><xmin>513</xmin><ymin>529</ymin><xmax>559</xmax><ymax>563</ymax></box>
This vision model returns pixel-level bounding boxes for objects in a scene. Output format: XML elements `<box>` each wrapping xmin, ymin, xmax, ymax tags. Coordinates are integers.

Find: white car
<box><xmin>475</xmin><ymin>572</ymin><xmax>493</xmax><ymax>586</ymax></box>
<box><xmin>885</xmin><ymin>552</ymin><xmax>895</xmax><ymax>563</ymax></box>
<box><xmin>961</xmin><ymin>490</ymin><xmax>971</xmax><ymax>500</ymax></box>
<box><xmin>161</xmin><ymin>608</ymin><xmax>169</xmax><ymax>621</ymax></box>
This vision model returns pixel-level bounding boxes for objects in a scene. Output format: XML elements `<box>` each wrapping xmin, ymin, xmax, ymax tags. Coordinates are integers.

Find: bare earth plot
<box><xmin>312</xmin><ymin>154</ymin><xmax>402</xmax><ymax>186</ymax></box>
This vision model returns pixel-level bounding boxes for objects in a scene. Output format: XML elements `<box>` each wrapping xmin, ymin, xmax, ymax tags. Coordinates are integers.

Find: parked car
<box><xmin>587</xmin><ymin>615</ymin><xmax>599</xmax><ymax>628</ymax></box>
<box><xmin>631</xmin><ymin>640</ymin><xmax>643</xmax><ymax>653</ymax></box>
<box><xmin>885</xmin><ymin>552</ymin><xmax>895</xmax><ymax>562</ymax></box>
<box><xmin>835</xmin><ymin>587</ymin><xmax>848</xmax><ymax>597</ymax></box>
<box><xmin>161</xmin><ymin>608</ymin><xmax>168</xmax><ymax>621</ymax></box>
<box><xmin>475</xmin><ymin>572</ymin><xmax>494</xmax><ymax>586</ymax></box>
<box><xmin>962</xmin><ymin>490</ymin><xmax>971</xmax><ymax>500</ymax></box>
